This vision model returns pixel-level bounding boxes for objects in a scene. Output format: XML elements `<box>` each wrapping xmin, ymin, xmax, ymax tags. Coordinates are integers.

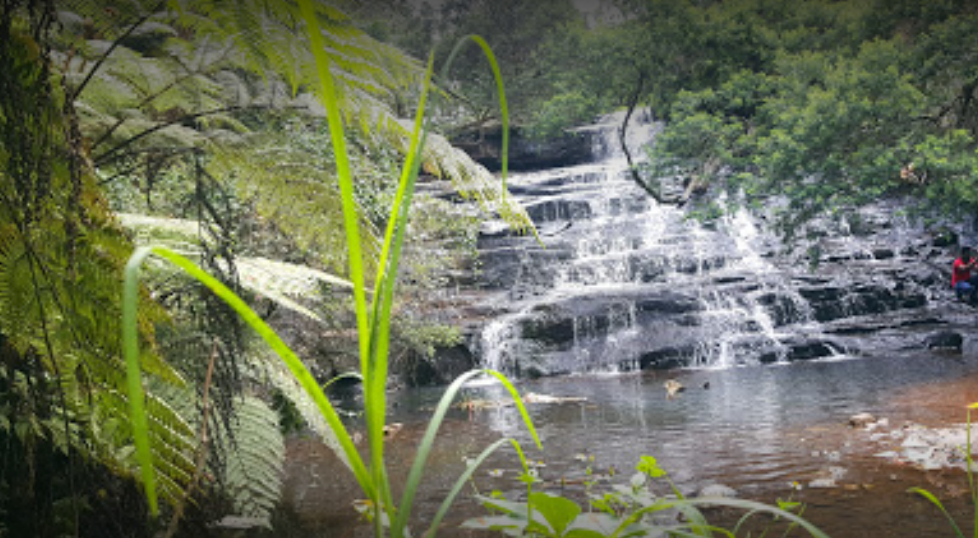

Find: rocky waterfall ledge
<box><xmin>419</xmin><ymin>123</ymin><xmax>977</xmax><ymax>383</ymax></box>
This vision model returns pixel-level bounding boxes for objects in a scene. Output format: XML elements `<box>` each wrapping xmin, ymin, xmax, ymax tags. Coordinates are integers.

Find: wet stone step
<box><xmin>525</xmin><ymin>199</ymin><xmax>593</xmax><ymax>222</ymax></box>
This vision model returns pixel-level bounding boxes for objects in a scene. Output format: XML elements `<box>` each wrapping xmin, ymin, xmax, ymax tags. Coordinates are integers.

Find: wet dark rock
<box><xmin>756</xmin><ymin>292</ymin><xmax>811</xmax><ymax>327</ymax></box>
<box><xmin>872</xmin><ymin>248</ymin><xmax>895</xmax><ymax>260</ymax></box>
<box><xmin>407</xmin><ymin>344</ymin><xmax>479</xmax><ymax>386</ymax></box>
<box><xmin>768</xmin><ymin>336</ymin><xmax>846</xmax><ymax>362</ymax></box>
<box><xmin>798</xmin><ymin>282</ymin><xmax>928</xmax><ymax>323</ymax></box>
<box><xmin>451</xmin><ymin>123</ymin><xmax>594</xmax><ymax>171</ymax></box>
<box><xmin>924</xmin><ymin>331</ymin><xmax>963</xmax><ymax>352</ymax></box>
<box><xmin>526</xmin><ymin>199</ymin><xmax>593</xmax><ymax>223</ymax></box>
<box><xmin>932</xmin><ymin>229</ymin><xmax>959</xmax><ymax>247</ymax></box>
<box><xmin>798</xmin><ymin>286</ymin><xmax>846</xmax><ymax>303</ymax></box>
<box><xmin>477</xmin><ymin>246</ymin><xmax>573</xmax><ymax>290</ymax></box>
<box><xmin>638</xmin><ymin>346</ymin><xmax>696</xmax><ymax>370</ymax></box>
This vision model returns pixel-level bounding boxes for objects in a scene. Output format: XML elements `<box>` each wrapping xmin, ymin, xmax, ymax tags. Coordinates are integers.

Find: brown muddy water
<box><xmin>282</xmin><ymin>353</ymin><xmax>978</xmax><ymax>537</ymax></box>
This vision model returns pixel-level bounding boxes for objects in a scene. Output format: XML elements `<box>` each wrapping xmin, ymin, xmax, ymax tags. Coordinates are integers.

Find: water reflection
<box><xmin>286</xmin><ymin>353</ymin><xmax>978</xmax><ymax>536</ymax></box>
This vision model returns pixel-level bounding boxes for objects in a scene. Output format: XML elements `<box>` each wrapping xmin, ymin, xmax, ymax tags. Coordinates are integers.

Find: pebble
<box><xmin>849</xmin><ymin>413</ymin><xmax>877</xmax><ymax>428</ymax></box>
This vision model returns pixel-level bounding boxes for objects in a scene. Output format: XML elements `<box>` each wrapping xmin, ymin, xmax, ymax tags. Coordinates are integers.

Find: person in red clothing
<box><xmin>952</xmin><ymin>246</ymin><xmax>978</xmax><ymax>302</ymax></box>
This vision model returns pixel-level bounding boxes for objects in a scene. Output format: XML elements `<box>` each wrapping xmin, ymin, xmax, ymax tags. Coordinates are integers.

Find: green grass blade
<box><xmin>909</xmin><ymin>487</ymin><xmax>967</xmax><ymax>538</ymax></box>
<box><xmin>122</xmin><ymin>246</ymin><xmax>374</xmax><ymax>516</ymax></box>
<box><xmin>423</xmin><ymin>437</ymin><xmax>524</xmax><ymax>538</ymax></box>
<box><xmin>440</xmin><ymin>35</ymin><xmax>510</xmax><ymax>200</ymax></box>
<box><xmin>295</xmin><ymin>0</ymin><xmax>370</xmax><ymax>384</ymax></box>
<box><xmin>364</xmin><ymin>53</ymin><xmax>437</xmax><ymax>527</ymax></box>
<box><xmin>122</xmin><ymin>247</ymin><xmax>159</xmax><ymax>516</ymax></box>
<box><xmin>482</xmin><ymin>370</ymin><xmax>542</xmax><ymax>449</ymax></box>
<box><xmin>661</xmin><ymin>475</ymin><xmax>712</xmax><ymax>537</ymax></box>
<box><xmin>370</xmin><ymin>51</ymin><xmax>435</xmax><ymax>308</ymax></box>
<box><xmin>298</xmin><ymin>0</ymin><xmax>382</xmax><ymax>523</ymax></box>
<box><xmin>732</xmin><ymin>508</ymin><xmax>764</xmax><ymax>535</ymax></box>
<box><xmin>393</xmin><ymin>369</ymin><xmax>541</xmax><ymax>536</ymax></box>
<box><xmin>322</xmin><ymin>372</ymin><xmax>363</xmax><ymax>389</ymax></box>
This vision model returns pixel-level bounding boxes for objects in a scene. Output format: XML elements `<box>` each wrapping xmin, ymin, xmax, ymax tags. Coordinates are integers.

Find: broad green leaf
<box><xmin>530</xmin><ymin>491</ymin><xmax>582</xmax><ymax>537</ymax></box>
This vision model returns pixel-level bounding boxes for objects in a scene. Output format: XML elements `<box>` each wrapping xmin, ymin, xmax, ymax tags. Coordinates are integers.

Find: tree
<box><xmin>639</xmin><ymin>0</ymin><xmax>978</xmax><ymax>232</ymax></box>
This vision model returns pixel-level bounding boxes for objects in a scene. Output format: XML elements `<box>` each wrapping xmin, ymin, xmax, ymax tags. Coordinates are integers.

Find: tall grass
<box><xmin>122</xmin><ymin>4</ymin><xmax>539</xmax><ymax>536</ymax></box>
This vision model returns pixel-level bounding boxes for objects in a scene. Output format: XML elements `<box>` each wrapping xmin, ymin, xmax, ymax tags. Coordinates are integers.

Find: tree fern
<box><xmin>57</xmin><ymin>0</ymin><xmax>534</xmax><ymax>236</ymax></box>
<box><xmin>151</xmin><ymin>376</ymin><xmax>286</xmax><ymax>526</ymax></box>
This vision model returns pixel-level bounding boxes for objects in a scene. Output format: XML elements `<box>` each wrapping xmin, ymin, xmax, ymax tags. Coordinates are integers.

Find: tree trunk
<box><xmin>619</xmin><ymin>70</ymin><xmax>670</xmax><ymax>205</ymax></box>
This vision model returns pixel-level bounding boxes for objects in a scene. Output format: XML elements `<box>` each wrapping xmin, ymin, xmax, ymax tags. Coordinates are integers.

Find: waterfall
<box><xmin>474</xmin><ymin>112</ymin><xmax>828</xmax><ymax>377</ymax></box>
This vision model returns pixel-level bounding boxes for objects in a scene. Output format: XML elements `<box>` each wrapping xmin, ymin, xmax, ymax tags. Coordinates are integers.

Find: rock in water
<box><xmin>924</xmin><ymin>331</ymin><xmax>963</xmax><ymax>352</ymax></box>
<box><xmin>383</xmin><ymin>423</ymin><xmax>403</xmax><ymax>441</ymax></box>
<box><xmin>698</xmin><ymin>484</ymin><xmax>737</xmax><ymax>498</ymax></box>
<box><xmin>664</xmin><ymin>379</ymin><xmax>685</xmax><ymax>398</ymax></box>
<box><xmin>848</xmin><ymin>413</ymin><xmax>877</xmax><ymax>428</ymax></box>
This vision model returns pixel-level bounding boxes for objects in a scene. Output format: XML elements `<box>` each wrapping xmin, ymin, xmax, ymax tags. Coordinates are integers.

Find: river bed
<box><xmin>282</xmin><ymin>351</ymin><xmax>978</xmax><ymax>537</ymax></box>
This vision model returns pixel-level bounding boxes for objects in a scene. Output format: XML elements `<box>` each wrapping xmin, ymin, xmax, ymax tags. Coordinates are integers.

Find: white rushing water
<box><xmin>477</xmin><ymin>110</ymin><xmax>826</xmax><ymax>376</ymax></box>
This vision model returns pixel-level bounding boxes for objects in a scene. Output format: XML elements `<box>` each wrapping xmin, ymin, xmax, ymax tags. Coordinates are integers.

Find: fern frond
<box><xmin>222</xmin><ymin>396</ymin><xmax>284</xmax><ymax>523</ymax></box>
<box><xmin>248</xmin><ymin>350</ymin><xmax>352</xmax><ymax>472</ymax></box>
<box><xmin>236</xmin><ymin>256</ymin><xmax>354</xmax><ymax>322</ymax></box>
<box><xmin>116</xmin><ymin>212</ymin><xmax>354</xmax><ymax>322</ymax></box>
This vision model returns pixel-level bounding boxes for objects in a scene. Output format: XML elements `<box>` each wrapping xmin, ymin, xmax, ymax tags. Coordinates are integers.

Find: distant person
<box><xmin>952</xmin><ymin>246</ymin><xmax>978</xmax><ymax>302</ymax></box>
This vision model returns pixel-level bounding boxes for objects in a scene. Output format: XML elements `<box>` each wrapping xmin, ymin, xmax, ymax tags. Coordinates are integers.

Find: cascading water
<box><xmin>475</xmin><ymin>111</ymin><xmax>835</xmax><ymax>377</ymax></box>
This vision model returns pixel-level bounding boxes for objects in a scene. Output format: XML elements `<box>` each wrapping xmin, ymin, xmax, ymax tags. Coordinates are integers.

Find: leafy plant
<box><xmin>122</xmin><ymin>6</ymin><xmax>540</xmax><ymax>538</ymax></box>
<box><xmin>465</xmin><ymin>455</ymin><xmax>829</xmax><ymax>538</ymax></box>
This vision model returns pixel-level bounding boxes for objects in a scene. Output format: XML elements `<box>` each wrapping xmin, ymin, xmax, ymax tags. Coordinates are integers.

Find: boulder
<box><xmin>924</xmin><ymin>330</ymin><xmax>963</xmax><ymax>352</ymax></box>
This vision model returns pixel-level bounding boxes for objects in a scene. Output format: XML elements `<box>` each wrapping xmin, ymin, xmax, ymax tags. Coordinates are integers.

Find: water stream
<box><xmin>282</xmin><ymin>114</ymin><xmax>974</xmax><ymax>536</ymax></box>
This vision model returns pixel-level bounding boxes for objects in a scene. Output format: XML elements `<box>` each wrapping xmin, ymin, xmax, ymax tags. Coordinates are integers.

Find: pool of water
<box><xmin>283</xmin><ymin>352</ymin><xmax>978</xmax><ymax>537</ymax></box>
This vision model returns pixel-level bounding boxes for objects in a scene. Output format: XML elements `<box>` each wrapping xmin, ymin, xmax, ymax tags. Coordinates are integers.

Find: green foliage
<box><xmin>66</xmin><ymin>0</ymin><xmax>531</xmax><ymax>389</ymax></box>
<box><xmin>0</xmin><ymin>6</ymin><xmax>199</xmax><ymax>535</ymax></box>
<box><xmin>627</xmin><ymin>0</ymin><xmax>978</xmax><ymax>233</ymax></box>
<box><xmin>464</xmin><ymin>454</ymin><xmax>828</xmax><ymax>538</ymax></box>
<box><xmin>530</xmin><ymin>91</ymin><xmax>600</xmax><ymax>141</ymax></box>
<box><xmin>436</xmin><ymin>0</ymin><xmax>581</xmax><ymax>124</ymax></box>
<box><xmin>59</xmin><ymin>0</ymin><xmax>532</xmax><ymax>271</ymax></box>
